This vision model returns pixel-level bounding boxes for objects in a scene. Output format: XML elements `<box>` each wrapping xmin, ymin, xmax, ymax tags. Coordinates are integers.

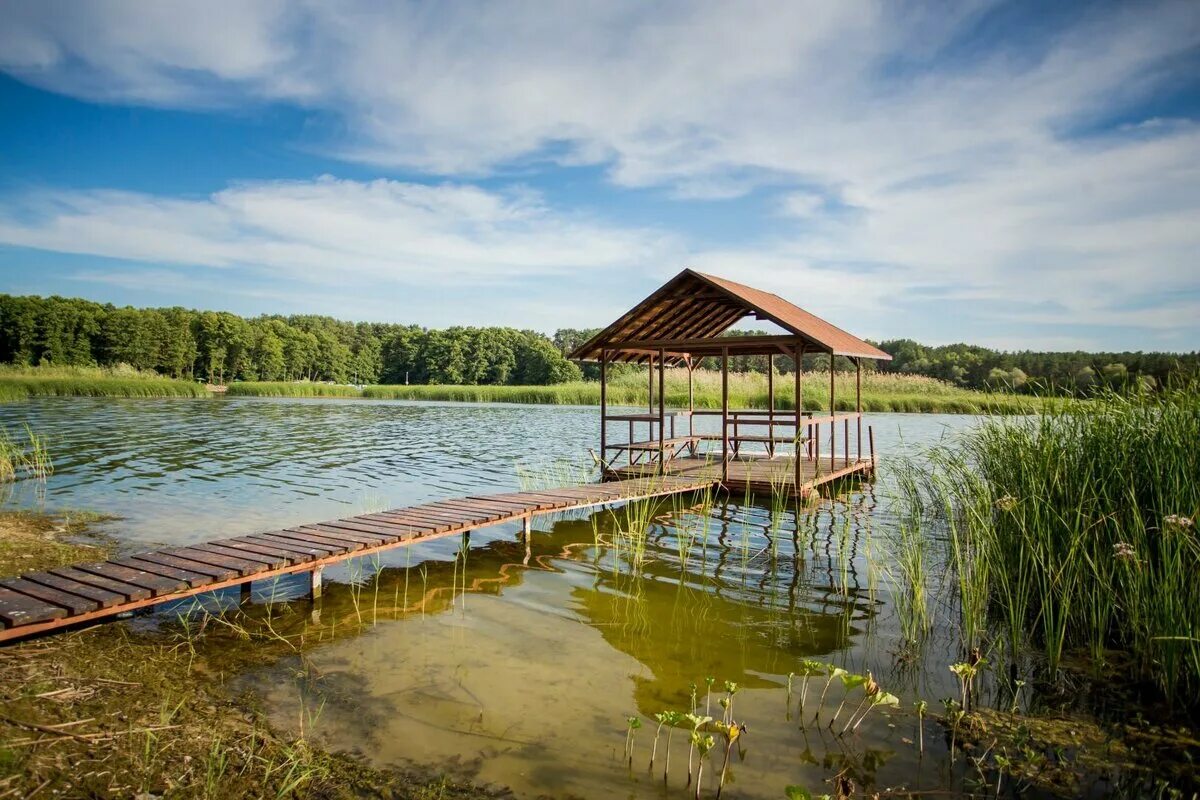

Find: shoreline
<box><xmin>1</xmin><ymin>376</ymin><xmax>1038</xmax><ymax>415</ymax></box>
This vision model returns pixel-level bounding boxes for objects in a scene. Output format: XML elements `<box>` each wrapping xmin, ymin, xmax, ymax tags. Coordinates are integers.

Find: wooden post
<box><xmin>523</xmin><ymin>516</ymin><xmax>532</xmax><ymax>564</ymax></box>
<box><xmin>869</xmin><ymin>425</ymin><xmax>876</xmax><ymax>473</ymax></box>
<box><xmin>310</xmin><ymin>566</ymin><xmax>323</xmax><ymax>600</ymax></box>
<box><xmin>599</xmin><ymin>350</ymin><xmax>607</xmax><ymax>473</ymax></box>
<box><xmin>794</xmin><ymin>344</ymin><xmax>803</xmax><ymax>493</ymax></box>
<box><xmin>721</xmin><ymin>346</ymin><xmax>729</xmax><ymax>483</ymax></box>
<box><xmin>844</xmin><ymin>417</ymin><xmax>849</xmax><ymax>467</ymax></box>
<box><xmin>829</xmin><ymin>352</ymin><xmax>836</xmax><ymax>474</ymax></box>
<box><xmin>767</xmin><ymin>353</ymin><xmax>775</xmax><ymax>458</ymax></box>
<box><xmin>658</xmin><ymin>347</ymin><xmax>665</xmax><ymax>472</ymax></box>
<box><xmin>688</xmin><ymin>359</ymin><xmax>696</xmax><ymax>454</ymax></box>
<box><xmin>240</xmin><ymin>581</ymin><xmax>252</xmax><ymax>604</ymax></box>
<box><xmin>856</xmin><ymin>358</ymin><xmax>862</xmax><ymax>460</ymax></box>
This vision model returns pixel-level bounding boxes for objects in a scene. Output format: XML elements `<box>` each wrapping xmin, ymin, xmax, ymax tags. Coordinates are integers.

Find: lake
<box><xmin>2</xmin><ymin>397</ymin><xmax>1061</xmax><ymax>798</ymax></box>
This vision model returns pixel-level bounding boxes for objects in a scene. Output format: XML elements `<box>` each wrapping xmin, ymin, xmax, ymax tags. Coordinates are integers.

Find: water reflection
<box><xmin>1</xmin><ymin>397</ymin><xmax>987</xmax><ymax>797</ymax></box>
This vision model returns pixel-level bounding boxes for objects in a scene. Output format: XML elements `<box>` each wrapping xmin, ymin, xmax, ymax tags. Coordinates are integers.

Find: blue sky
<box><xmin>0</xmin><ymin>1</ymin><xmax>1197</xmax><ymax>351</ymax></box>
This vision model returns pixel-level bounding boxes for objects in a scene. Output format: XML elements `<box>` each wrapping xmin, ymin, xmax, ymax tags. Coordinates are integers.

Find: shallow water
<box><xmin>1</xmin><ymin>397</ymin><xmax>1041</xmax><ymax>797</ymax></box>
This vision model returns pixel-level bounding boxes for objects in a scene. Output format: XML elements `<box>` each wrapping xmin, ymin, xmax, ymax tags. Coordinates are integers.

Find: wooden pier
<box><xmin>571</xmin><ymin>268</ymin><xmax>890</xmax><ymax>498</ymax></box>
<box><xmin>0</xmin><ymin>475</ymin><xmax>714</xmax><ymax>643</ymax></box>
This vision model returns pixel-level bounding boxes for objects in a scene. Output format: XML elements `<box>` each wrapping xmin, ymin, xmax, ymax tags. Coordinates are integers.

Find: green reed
<box><xmin>0</xmin><ymin>423</ymin><xmax>54</xmax><ymax>481</ymax></box>
<box><xmin>897</xmin><ymin>385</ymin><xmax>1200</xmax><ymax>705</ymax></box>
<box><xmin>0</xmin><ymin>365</ymin><xmax>208</xmax><ymax>399</ymax></box>
<box><xmin>229</xmin><ymin>367</ymin><xmax>1038</xmax><ymax>414</ymax></box>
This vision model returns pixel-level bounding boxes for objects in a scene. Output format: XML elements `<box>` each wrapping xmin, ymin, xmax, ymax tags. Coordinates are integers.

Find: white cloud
<box><xmin>0</xmin><ymin>1</ymin><xmax>1198</xmax><ymax>347</ymax></box>
<box><xmin>0</xmin><ymin>177</ymin><xmax>677</xmax><ymax>285</ymax></box>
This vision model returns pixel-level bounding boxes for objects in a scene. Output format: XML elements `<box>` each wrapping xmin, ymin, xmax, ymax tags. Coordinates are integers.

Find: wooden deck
<box><xmin>0</xmin><ymin>475</ymin><xmax>716</xmax><ymax>644</ymax></box>
<box><xmin>607</xmin><ymin>453</ymin><xmax>876</xmax><ymax>498</ymax></box>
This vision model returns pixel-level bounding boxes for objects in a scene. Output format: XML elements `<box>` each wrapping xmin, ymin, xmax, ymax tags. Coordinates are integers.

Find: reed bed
<box><xmin>231</xmin><ymin>369</ymin><xmax>1035</xmax><ymax>413</ymax></box>
<box><xmin>0</xmin><ymin>365</ymin><xmax>207</xmax><ymax>399</ymax></box>
<box><xmin>897</xmin><ymin>385</ymin><xmax>1200</xmax><ymax>706</ymax></box>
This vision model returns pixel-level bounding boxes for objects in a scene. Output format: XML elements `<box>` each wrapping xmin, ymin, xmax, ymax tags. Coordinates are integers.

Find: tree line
<box><xmin>2</xmin><ymin>295</ymin><xmax>1195</xmax><ymax>393</ymax></box>
<box><xmin>553</xmin><ymin>329</ymin><xmax>1200</xmax><ymax>395</ymax></box>
<box><xmin>0</xmin><ymin>295</ymin><xmax>581</xmax><ymax>385</ymax></box>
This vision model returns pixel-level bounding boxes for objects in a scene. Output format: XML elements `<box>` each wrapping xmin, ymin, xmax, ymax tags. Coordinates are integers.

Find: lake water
<box><xmin>1</xmin><ymin>397</ymin><xmax>1026</xmax><ymax>798</ymax></box>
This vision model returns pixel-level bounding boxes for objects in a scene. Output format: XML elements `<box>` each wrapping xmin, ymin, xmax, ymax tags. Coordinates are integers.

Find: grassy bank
<box><xmin>0</xmin><ymin>510</ymin><xmax>497</xmax><ymax>799</ymax></box>
<box><xmin>898</xmin><ymin>385</ymin><xmax>1200</xmax><ymax>706</ymax></box>
<box><xmin>0</xmin><ymin>365</ymin><xmax>207</xmax><ymax>400</ymax></box>
<box><xmin>230</xmin><ymin>368</ymin><xmax>1037</xmax><ymax>413</ymax></box>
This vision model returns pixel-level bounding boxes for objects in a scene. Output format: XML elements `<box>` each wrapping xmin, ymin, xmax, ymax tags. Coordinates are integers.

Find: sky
<box><xmin>0</xmin><ymin>1</ymin><xmax>1197</xmax><ymax>351</ymax></box>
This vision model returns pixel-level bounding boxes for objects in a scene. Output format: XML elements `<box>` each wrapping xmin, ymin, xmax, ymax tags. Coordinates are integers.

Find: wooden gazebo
<box><xmin>570</xmin><ymin>269</ymin><xmax>892</xmax><ymax>499</ymax></box>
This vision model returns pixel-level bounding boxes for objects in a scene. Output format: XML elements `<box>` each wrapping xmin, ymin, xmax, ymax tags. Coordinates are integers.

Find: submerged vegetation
<box><xmin>897</xmin><ymin>384</ymin><xmax>1200</xmax><ymax>707</ymax></box>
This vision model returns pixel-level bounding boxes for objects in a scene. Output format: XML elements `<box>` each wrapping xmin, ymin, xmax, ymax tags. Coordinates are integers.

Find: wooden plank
<box><xmin>48</xmin><ymin>567</ymin><xmax>152</xmax><ymax>603</ymax></box>
<box><xmin>0</xmin><ymin>586</ymin><xmax>67</xmax><ymax>628</ymax></box>
<box><xmin>132</xmin><ymin>552</ymin><xmax>236</xmax><ymax>582</ymax></box>
<box><xmin>376</xmin><ymin>513</ymin><xmax>460</xmax><ymax>532</ymax></box>
<box><xmin>431</xmin><ymin>499</ymin><xmax>521</xmax><ymax>519</ymax></box>
<box><xmin>471</xmin><ymin>492</ymin><xmax>571</xmax><ymax>510</ymax></box>
<box><xmin>368</xmin><ymin>511</ymin><xmax>459</xmax><ymax>531</ymax></box>
<box><xmin>196</xmin><ymin>543</ymin><xmax>288</xmax><ymax>569</ymax></box>
<box><xmin>0</xmin><ymin>578</ymin><xmax>97</xmax><ymax>616</ymax></box>
<box><xmin>112</xmin><ymin>557</ymin><xmax>214</xmax><ymax>589</ymax></box>
<box><xmin>239</xmin><ymin>534</ymin><xmax>342</xmax><ymax>559</ymax></box>
<box><xmin>21</xmin><ymin>571</ymin><xmax>125</xmax><ymax>609</ymax></box>
<box><xmin>449</xmin><ymin>497</ymin><xmax>536</xmax><ymax>514</ymax></box>
<box><xmin>357</xmin><ymin>513</ymin><xmax>439</xmax><ymax>534</ymax></box>
<box><xmin>211</xmin><ymin>538</ymin><xmax>309</xmax><ymax>565</ymax></box>
<box><xmin>164</xmin><ymin>547</ymin><xmax>267</xmax><ymax>576</ymax></box>
<box><xmin>73</xmin><ymin>562</ymin><xmax>187</xmax><ymax>597</ymax></box>
<box><xmin>319</xmin><ymin>519</ymin><xmax>404</xmax><ymax>541</ymax></box>
<box><xmin>297</xmin><ymin>525</ymin><xmax>389</xmax><ymax>547</ymax></box>
<box><xmin>424</xmin><ymin>501</ymin><xmax>507</xmax><ymax>521</ymax></box>
<box><xmin>401</xmin><ymin>506</ymin><xmax>478</xmax><ymax>524</ymax></box>
<box><xmin>267</xmin><ymin>530</ymin><xmax>362</xmax><ymax>553</ymax></box>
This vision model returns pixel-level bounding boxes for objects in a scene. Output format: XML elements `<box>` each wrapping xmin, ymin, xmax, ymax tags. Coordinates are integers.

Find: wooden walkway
<box><xmin>0</xmin><ymin>475</ymin><xmax>715</xmax><ymax>643</ymax></box>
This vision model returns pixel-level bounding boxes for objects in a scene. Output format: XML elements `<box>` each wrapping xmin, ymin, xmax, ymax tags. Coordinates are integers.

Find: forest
<box><xmin>2</xmin><ymin>294</ymin><xmax>1196</xmax><ymax>394</ymax></box>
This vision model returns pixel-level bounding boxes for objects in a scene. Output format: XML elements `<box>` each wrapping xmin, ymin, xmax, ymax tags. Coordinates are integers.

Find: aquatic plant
<box><xmin>721</xmin><ymin>680</ymin><xmax>739</xmax><ymax>725</ymax></box>
<box><xmin>896</xmin><ymin>386</ymin><xmax>1200</xmax><ymax>705</ymax></box>
<box><xmin>829</xmin><ymin>671</ymin><xmax>866</xmax><ymax>729</ymax></box>
<box><xmin>683</xmin><ymin>712</ymin><xmax>712</xmax><ymax>787</ymax></box>
<box><xmin>949</xmin><ymin>658</ymin><xmax>985</xmax><ymax>711</ymax></box>
<box><xmin>661</xmin><ymin>710</ymin><xmax>685</xmax><ymax>782</ymax></box>
<box><xmin>715</xmin><ymin>721</ymin><xmax>745</xmax><ymax>799</ymax></box>
<box><xmin>0</xmin><ymin>424</ymin><xmax>54</xmax><ymax>482</ymax></box>
<box><xmin>914</xmin><ymin>699</ymin><xmax>928</xmax><ymax>753</ymax></box>
<box><xmin>795</xmin><ymin>660</ymin><xmax>823</xmax><ymax>716</ymax></box>
<box><xmin>691</xmin><ymin>730</ymin><xmax>716</xmax><ymax>800</ymax></box>
<box><xmin>624</xmin><ymin>715</ymin><xmax>642</xmax><ymax>767</ymax></box>
<box><xmin>848</xmin><ymin>690</ymin><xmax>898</xmax><ymax>733</ymax></box>
<box><xmin>814</xmin><ymin>664</ymin><xmax>845</xmax><ymax>721</ymax></box>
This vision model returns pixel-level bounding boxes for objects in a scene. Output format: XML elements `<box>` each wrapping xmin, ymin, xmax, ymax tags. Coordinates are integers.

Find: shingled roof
<box><xmin>569</xmin><ymin>268</ymin><xmax>891</xmax><ymax>363</ymax></box>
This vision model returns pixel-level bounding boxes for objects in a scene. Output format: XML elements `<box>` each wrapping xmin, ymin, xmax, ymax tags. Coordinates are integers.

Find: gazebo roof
<box><xmin>569</xmin><ymin>268</ymin><xmax>892</xmax><ymax>364</ymax></box>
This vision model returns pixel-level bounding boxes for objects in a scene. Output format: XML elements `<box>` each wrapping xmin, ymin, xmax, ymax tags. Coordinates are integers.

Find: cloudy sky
<box><xmin>0</xmin><ymin>1</ymin><xmax>1197</xmax><ymax>350</ymax></box>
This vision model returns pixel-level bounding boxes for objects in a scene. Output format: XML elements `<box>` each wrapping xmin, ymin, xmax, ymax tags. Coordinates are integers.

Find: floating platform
<box><xmin>0</xmin><ymin>475</ymin><xmax>716</xmax><ymax>644</ymax></box>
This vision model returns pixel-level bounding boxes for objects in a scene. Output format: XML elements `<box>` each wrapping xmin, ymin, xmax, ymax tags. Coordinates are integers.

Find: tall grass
<box><xmin>230</xmin><ymin>369</ymin><xmax>1036</xmax><ymax>413</ymax></box>
<box><xmin>0</xmin><ymin>365</ymin><xmax>207</xmax><ymax>399</ymax></box>
<box><xmin>898</xmin><ymin>385</ymin><xmax>1200</xmax><ymax>705</ymax></box>
<box><xmin>0</xmin><ymin>424</ymin><xmax>53</xmax><ymax>481</ymax></box>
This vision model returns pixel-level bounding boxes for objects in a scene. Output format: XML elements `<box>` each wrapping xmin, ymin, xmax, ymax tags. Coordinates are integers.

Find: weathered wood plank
<box><xmin>48</xmin><ymin>567</ymin><xmax>152</xmax><ymax>603</ymax></box>
<box><xmin>0</xmin><ymin>586</ymin><xmax>67</xmax><ymax>627</ymax></box>
<box><xmin>73</xmin><ymin>562</ymin><xmax>187</xmax><ymax>597</ymax></box>
<box><xmin>112</xmin><ymin>557</ymin><xmax>214</xmax><ymax>589</ymax></box>
<box><xmin>22</xmin><ymin>571</ymin><xmax>125</xmax><ymax>609</ymax></box>
<box><xmin>132</xmin><ymin>551</ymin><xmax>237</xmax><ymax>582</ymax></box>
<box><xmin>0</xmin><ymin>578</ymin><xmax>97</xmax><ymax>615</ymax></box>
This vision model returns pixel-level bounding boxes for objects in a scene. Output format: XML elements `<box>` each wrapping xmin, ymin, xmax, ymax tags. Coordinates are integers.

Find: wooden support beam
<box><xmin>721</xmin><ymin>346</ymin><xmax>729</xmax><ymax>483</ymax></box>
<box><xmin>856</xmin><ymin>358</ymin><xmax>863</xmax><ymax>460</ymax></box>
<box><xmin>829</xmin><ymin>352</ymin><xmax>836</xmax><ymax>475</ymax></box>
<box><xmin>310</xmin><ymin>566</ymin><xmax>323</xmax><ymax>601</ymax></box>
<box><xmin>600</xmin><ymin>350</ymin><xmax>607</xmax><ymax>471</ymax></box>
<box><xmin>658</xmin><ymin>347</ymin><xmax>665</xmax><ymax>473</ymax></box>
